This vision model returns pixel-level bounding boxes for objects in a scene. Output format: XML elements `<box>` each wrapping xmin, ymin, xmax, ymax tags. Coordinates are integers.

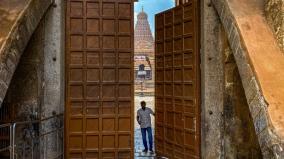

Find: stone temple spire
<box><xmin>135</xmin><ymin>7</ymin><xmax>154</xmax><ymax>44</ymax></box>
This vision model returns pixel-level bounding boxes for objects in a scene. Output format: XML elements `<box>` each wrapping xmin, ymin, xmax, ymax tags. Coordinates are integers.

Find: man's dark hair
<box><xmin>141</xmin><ymin>101</ymin><xmax>146</xmax><ymax>105</ymax></box>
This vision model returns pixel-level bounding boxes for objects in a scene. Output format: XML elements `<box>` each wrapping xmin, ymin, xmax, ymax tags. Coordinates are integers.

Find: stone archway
<box><xmin>0</xmin><ymin>0</ymin><xmax>54</xmax><ymax>107</ymax></box>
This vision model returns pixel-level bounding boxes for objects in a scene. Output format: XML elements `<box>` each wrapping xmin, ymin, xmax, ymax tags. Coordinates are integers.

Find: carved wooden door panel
<box><xmin>155</xmin><ymin>1</ymin><xmax>200</xmax><ymax>158</ymax></box>
<box><xmin>66</xmin><ymin>0</ymin><xmax>134</xmax><ymax>158</ymax></box>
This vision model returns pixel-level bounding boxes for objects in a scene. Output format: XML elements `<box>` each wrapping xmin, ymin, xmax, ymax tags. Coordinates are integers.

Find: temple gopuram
<box><xmin>134</xmin><ymin>8</ymin><xmax>155</xmax><ymax>96</ymax></box>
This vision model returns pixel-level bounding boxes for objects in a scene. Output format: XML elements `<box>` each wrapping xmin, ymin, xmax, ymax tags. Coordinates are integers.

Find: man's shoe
<box><xmin>149</xmin><ymin>149</ymin><xmax>154</xmax><ymax>154</ymax></box>
<box><xmin>142</xmin><ymin>149</ymin><xmax>148</xmax><ymax>153</ymax></box>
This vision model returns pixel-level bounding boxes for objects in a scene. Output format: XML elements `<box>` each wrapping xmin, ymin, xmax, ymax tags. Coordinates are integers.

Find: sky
<box><xmin>134</xmin><ymin>0</ymin><xmax>175</xmax><ymax>36</ymax></box>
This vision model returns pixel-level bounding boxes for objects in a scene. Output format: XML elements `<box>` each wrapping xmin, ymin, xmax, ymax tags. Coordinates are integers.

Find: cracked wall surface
<box><xmin>223</xmin><ymin>39</ymin><xmax>262</xmax><ymax>158</ymax></box>
<box><xmin>265</xmin><ymin>0</ymin><xmax>284</xmax><ymax>52</ymax></box>
<box><xmin>0</xmin><ymin>0</ymin><xmax>53</xmax><ymax>107</ymax></box>
<box><xmin>212</xmin><ymin>0</ymin><xmax>284</xmax><ymax>158</ymax></box>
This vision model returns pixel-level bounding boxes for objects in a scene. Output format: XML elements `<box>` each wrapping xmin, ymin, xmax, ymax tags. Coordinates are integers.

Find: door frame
<box><xmin>63</xmin><ymin>0</ymin><xmax>201</xmax><ymax>158</ymax></box>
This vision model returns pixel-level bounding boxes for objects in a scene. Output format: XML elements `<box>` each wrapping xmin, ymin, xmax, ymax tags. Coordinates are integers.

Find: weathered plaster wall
<box><xmin>223</xmin><ymin>42</ymin><xmax>262</xmax><ymax>158</ymax></box>
<box><xmin>40</xmin><ymin>0</ymin><xmax>65</xmax><ymax>158</ymax></box>
<box><xmin>265</xmin><ymin>0</ymin><xmax>284</xmax><ymax>52</ymax></box>
<box><xmin>212</xmin><ymin>0</ymin><xmax>284</xmax><ymax>158</ymax></box>
<box><xmin>2</xmin><ymin>20</ymin><xmax>45</xmax><ymax>159</ymax></box>
<box><xmin>200</xmin><ymin>0</ymin><xmax>224</xmax><ymax>158</ymax></box>
<box><xmin>0</xmin><ymin>0</ymin><xmax>53</xmax><ymax>107</ymax></box>
<box><xmin>1</xmin><ymin>0</ymin><xmax>64</xmax><ymax>158</ymax></box>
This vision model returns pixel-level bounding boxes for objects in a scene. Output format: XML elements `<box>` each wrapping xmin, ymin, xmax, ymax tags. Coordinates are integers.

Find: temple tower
<box><xmin>134</xmin><ymin>8</ymin><xmax>155</xmax><ymax>95</ymax></box>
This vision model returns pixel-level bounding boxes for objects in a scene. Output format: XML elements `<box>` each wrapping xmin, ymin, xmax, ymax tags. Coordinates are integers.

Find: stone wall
<box><xmin>0</xmin><ymin>0</ymin><xmax>53</xmax><ymax>107</ymax></box>
<box><xmin>2</xmin><ymin>20</ymin><xmax>45</xmax><ymax>159</ymax></box>
<box><xmin>0</xmin><ymin>0</ymin><xmax>64</xmax><ymax>158</ymax></box>
<box><xmin>40</xmin><ymin>0</ymin><xmax>65</xmax><ymax>158</ymax></box>
<box><xmin>200</xmin><ymin>0</ymin><xmax>225</xmax><ymax>158</ymax></box>
<box><xmin>223</xmin><ymin>41</ymin><xmax>262</xmax><ymax>158</ymax></box>
<box><xmin>265</xmin><ymin>0</ymin><xmax>284</xmax><ymax>52</ymax></box>
<box><xmin>212</xmin><ymin>0</ymin><xmax>284</xmax><ymax>158</ymax></box>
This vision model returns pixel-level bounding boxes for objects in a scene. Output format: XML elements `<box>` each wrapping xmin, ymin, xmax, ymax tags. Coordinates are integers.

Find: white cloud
<box><xmin>134</xmin><ymin>12</ymin><xmax>138</xmax><ymax>26</ymax></box>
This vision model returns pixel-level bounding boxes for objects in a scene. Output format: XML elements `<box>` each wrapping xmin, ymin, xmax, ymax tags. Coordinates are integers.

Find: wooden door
<box><xmin>155</xmin><ymin>1</ymin><xmax>200</xmax><ymax>158</ymax></box>
<box><xmin>65</xmin><ymin>0</ymin><xmax>134</xmax><ymax>158</ymax></box>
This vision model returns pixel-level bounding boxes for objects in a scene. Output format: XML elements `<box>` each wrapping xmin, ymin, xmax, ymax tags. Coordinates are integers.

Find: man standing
<box><xmin>137</xmin><ymin>101</ymin><xmax>155</xmax><ymax>153</ymax></box>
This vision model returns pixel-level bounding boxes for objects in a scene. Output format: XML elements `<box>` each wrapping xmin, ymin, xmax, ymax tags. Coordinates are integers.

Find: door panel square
<box><xmin>174</xmin><ymin>69</ymin><xmax>182</xmax><ymax>82</ymax></box>
<box><xmin>87</xmin><ymin>52</ymin><xmax>100</xmax><ymax>66</ymax></box>
<box><xmin>185</xmin><ymin>116</ymin><xmax>195</xmax><ymax>130</ymax></box>
<box><xmin>86</xmin><ymin>152</ymin><xmax>99</xmax><ymax>158</ymax></box>
<box><xmin>70</xmin><ymin>102</ymin><xmax>83</xmax><ymax>116</ymax></box>
<box><xmin>70</xmin><ymin>85</ymin><xmax>83</xmax><ymax>99</ymax></box>
<box><xmin>118</xmin><ymin>4</ymin><xmax>131</xmax><ymax>17</ymax></box>
<box><xmin>184</xmin><ymin>21</ymin><xmax>194</xmax><ymax>34</ymax></box>
<box><xmin>118</xmin><ymin>118</ymin><xmax>130</xmax><ymax>131</ymax></box>
<box><xmin>103</xmin><ymin>20</ymin><xmax>115</xmax><ymax>33</ymax></box>
<box><xmin>70</xmin><ymin>119</ymin><xmax>83</xmax><ymax>132</ymax></box>
<box><xmin>184</xmin><ymin>36</ymin><xmax>194</xmax><ymax>50</ymax></box>
<box><xmin>87</xmin><ymin>19</ymin><xmax>99</xmax><ymax>33</ymax></box>
<box><xmin>71</xmin><ymin>36</ymin><xmax>83</xmax><ymax>50</ymax></box>
<box><xmin>165</xmin><ymin>69</ymin><xmax>173</xmax><ymax>82</ymax></box>
<box><xmin>156</xmin><ymin>43</ymin><xmax>164</xmax><ymax>54</ymax></box>
<box><xmin>86</xmin><ymin>102</ymin><xmax>100</xmax><ymax>115</ymax></box>
<box><xmin>103</xmin><ymin>3</ymin><xmax>115</xmax><ymax>16</ymax></box>
<box><xmin>86</xmin><ymin>118</ymin><xmax>99</xmax><ymax>132</ymax></box>
<box><xmin>70</xmin><ymin>2</ymin><xmax>83</xmax><ymax>17</ymax></box>
<box><xmin>70</xmin><ymin>52</ymin><xmax>83</xmax><ymax>65</ymax></box>
<box><xmin>70</xmin><ymin>69</ymin><xmax>83</xmax><ymax>82</ymax></box>
<box><xmin>184</xmin><ymin>52</ymin><xmax>194</xmax><ymax>66</ymax></box>
<box><xmin>86</xmin><ymin>85</ymin><xmax>100</xmax><ymax>99</ymax></box>
<box><xmin>102</xmin><ymin>102</ymin><xmax>116</xmax><ymax>115</ymax></box>
<box><xmin>69</xmin><ymin>136</ymin><xmax>83</xmax><ymax>149</ymax></box>
<box><xmin>174</xmin><ymin>38</ymin><xmax>183</xmax><ymax>51</ymax></box>
<box><xmin>87</xmin><ymin>2</ymin><xmax>99</xmax><ymax>17</ymax></box>
<box><xmin>184</xmin><ymin>84</ymin><xmax>194</xmax><ymax>97</ymax></box>
<box><xmin>165</xmin><ymin>41</ymin><xmax>173</xmax><ymax>53</ymax></box>
<box><xmin>103</xmin><ymin>69</ymin><xmax>115</xmax><ymax>82</ymax></box>
<box><xmin>86</xmin><ymin>135</ymin><xmax>99</xmax><ymax>149</ymax></box>
<box><xmin>87</xmin><ymin>69</ymin><xmax>100</xmax><ymax>82</ymax></box>
<box><xmin>102</xmin><ymin>118</ymin><xmax>115</xmax><ymax>131</ymax></box>
<box><xmin>71</xmin><ymin>18</ymin><xmax>83</xmax><ymax>33</ymax></box>
<box><xmin>165</xmin><ymin>84</ymin><xmax>173</xmax><ymax>96</ymax></box>
<box><xmin>119</xmin><ymin>53</ymin><xmax>131</xmax><ymax>66</ymax></box>
<box><xmin>118</xmin><ymin>36</ymin><xmax>131</xmax><ymax>49</ymax></box>
<box><xmin>165</xmin><ymin>26</ymin><xmax>173</xmax><ymax>38</ymax></box>
<box><xmin>102</xmin><ymin>85</ymin><xmax>115</xmax><ymax>99</ymax></box>
<box><xmin>184</xmin><ymin>68</ymin><xmax>194</xmax><ymax>82</ymax></box>
<box><xmin>174</xmin><ymin>84</ymin><xmax>183</xmax><ymax>97</ymax></box>
<box><xmin>103</xmin><ymin>36</ymin><xmax>115</xmax><ymax>49</ymax></box>
<box><xmin>119</xmin><ymin>69</ymin><xmax>131</xmax><ymax>82</ymax></box>
<box><xmin>118</xmin><ymin>85</ymin><xmax>131</xmax><ymax>97</ymax></box>
<box><xmin>103</xmin><ymin>52</ymin><xmax>116</xmax><ymax>66</ymax></box>
<box><xmin>165</xmin><ymin>12</ymin><xmax>173</xmax><ymax>24</ymax></box>
<box><xmin>118</xmin><ymin>135</ymin><xmax>130</xmax><ymax>148</ymax></box>
<box><xmin>119</xmin><ymin>20</ymin><xmax>131</xmax><ymax>33</ymax></box>
<box><xmin>102</xmin><ymin>135</ymin><xmax>115</xmax><ymax>148</ymax></box>
<box><xmin>87</xmin><ymin>36</ymin><xmax>100</xmax><ymax>49</ymax></box>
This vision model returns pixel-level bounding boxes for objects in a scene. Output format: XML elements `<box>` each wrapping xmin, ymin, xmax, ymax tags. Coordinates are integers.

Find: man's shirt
<box><xmin>137</xmin><ymin>107</ymin><xmax>154</xmax><ymax>128</ymax></box>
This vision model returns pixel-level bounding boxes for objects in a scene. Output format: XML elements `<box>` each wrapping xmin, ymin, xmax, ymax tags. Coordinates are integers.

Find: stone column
<box><xmin>200</xmin><ymin>0</ymin><xmax>225</xmax><ymax>158</ymax></box>
<box><xmin>40</xmin><ymin>0</ymin><xmax>65</xmax><ymax>158</ymax></box>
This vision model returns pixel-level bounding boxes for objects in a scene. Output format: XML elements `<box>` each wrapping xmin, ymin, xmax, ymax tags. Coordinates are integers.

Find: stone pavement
<box><xmin>134</xmin><ymin>128</ymin><xmax>156</xmax><ymax>159</ymax></box>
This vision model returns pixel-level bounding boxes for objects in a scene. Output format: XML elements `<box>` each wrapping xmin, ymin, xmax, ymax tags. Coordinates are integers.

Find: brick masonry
<box><xmin>211</xmin><ymin>0</ymin><xmax>284</xmax><ymax>158</ymax></box>
<box><xmin>0</xmin><ymin>0</ymin><xmax>53</xmax><ymax>107</ymax></box>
